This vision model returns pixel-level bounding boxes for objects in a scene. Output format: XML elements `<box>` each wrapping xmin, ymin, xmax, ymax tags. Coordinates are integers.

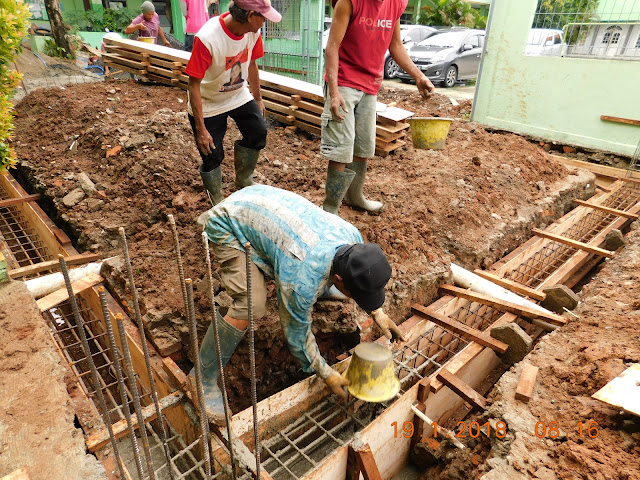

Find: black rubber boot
<box><xmin>188</xmin><ymin>311</ymin><xmax>245</xmax><ymax>425</ymax></box>
<box><xmin>199</xmin><ymin>165</ymin><xmax>224</xmax><ymax>206</ymax></box>
<box><xmin>343</xmin><ymin>161</ymin><xmax>385</xmax><ymax>214</ymax></box>
<box><xmin>233</xmin><ymin>140</ymin><xmax>260</xmax><ymax>188</ymax></box>
<box><xmin>322</xmin><ymin>168</ymin><xmax>356</xmax><ymax>214</ymax></box>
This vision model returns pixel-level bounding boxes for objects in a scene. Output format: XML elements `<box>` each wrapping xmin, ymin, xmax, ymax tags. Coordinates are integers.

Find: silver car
<box><xmin>384</xmin><ymin>25</ymin><xmax>437</xmax><ymax>78</ymax></box>
<box><xmin>397</xmin><ymin>28</ymin><xmax>486</xmax><ymax>87</ymax></box>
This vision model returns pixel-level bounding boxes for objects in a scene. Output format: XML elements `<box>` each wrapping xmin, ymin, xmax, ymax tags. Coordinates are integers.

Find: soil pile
<box><xmin>12</xmin><ymin>80</ymin><xmax>570</xmax><ymax>411</ymax></box>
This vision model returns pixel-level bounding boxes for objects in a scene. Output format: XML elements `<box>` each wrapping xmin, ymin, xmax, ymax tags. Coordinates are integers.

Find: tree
<box><xmin>416</xmin><ymin>0</ymin><xmax>488</xmax><ymax>29</ymax></box>
<box><xmin>44</xmin><ymin>0</ymin><xmax>72</xmax><ymax>57</ymax></box>
<box><xmin>533</xmin><ymin>0</ymin><xmax>600</xmax><ymax>30</ymax></box>
<box><xmin>0</xmin><ymin>0</ymin><xmax>31</xmax><ymax>171</ymax></box>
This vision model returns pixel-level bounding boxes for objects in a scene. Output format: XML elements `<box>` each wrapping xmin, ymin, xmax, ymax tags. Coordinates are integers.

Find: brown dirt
<box><xmin>416</xmin><ymin>227</ymin><xmax>640</xmax><ymax>480</ymax></box>
<box><xmin>0</xmin><ymin>280</ymin><xmax>106</xmax><ymax>480</ymax></box>
<box><xmin>10</xmin><ymin>79</ymin><xmax>572</xmax><ymax>412</ymax></box>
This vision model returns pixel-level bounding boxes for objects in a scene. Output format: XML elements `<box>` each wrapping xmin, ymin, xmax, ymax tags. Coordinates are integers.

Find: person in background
<box><xmin>180</xmin><ymin>0</ymin><xmax>209</xmax><ymax>52</ymax></box>
<box><xmin>124</xmin><ymin>1</ymin><xmax>172</xmax><ymax>47</ymax></box>
<box><xmin>101</xmin><ymin>32</ymin><xmax>122</xmax><ymax>77</ymax></box>
<box><xmin>185</xmin><ymin>0</ymin><xmax>281</xmax><ymax>206</ymax></box>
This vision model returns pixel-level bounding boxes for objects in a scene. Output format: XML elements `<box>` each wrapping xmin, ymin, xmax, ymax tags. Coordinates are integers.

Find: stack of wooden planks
<box><xmin>102</xmin><ymin>37</ymin><xmax>413</xmax><ymax>156</ymax></box>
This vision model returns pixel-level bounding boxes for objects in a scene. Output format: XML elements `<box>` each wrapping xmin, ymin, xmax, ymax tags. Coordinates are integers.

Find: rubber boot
<box><xmin>199</xmin><ymin>165</ymin><xmax>224</xmax><ymax>206</ymax></box>
<box><xmin>233</xmin><ymin>140</ymin><xmax>260</xmax><ymax>188</ymax></box>
<box><xmin>188</xmin><ymin>311</ymin><xmax>245</xmax><ymax>425</ymax></box>
<box><xmin>322</xmin><ymin>168</ymin><xmax>355</xmax><ymax>214</ymax></box>
<box><xmin>343</xmin><ymin>161</ymin><xmax>385</xmax><ymax>214</ymax></box>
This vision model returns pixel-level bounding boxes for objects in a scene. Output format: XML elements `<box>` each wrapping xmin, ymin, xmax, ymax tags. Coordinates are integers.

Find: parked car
<box><xmin>384</xmin><ymin>25</ymin><xmax>437</xmax><ymax>78</ymax></box>
<box><xmin>397</xmin><ymin>28</ymin><xmax>485</xmax><ymax>87</ymax></box>
<box><xmin>525</xmin><ymin>28</ymin><xmax>564</xmax><ymax>56</ymax></box>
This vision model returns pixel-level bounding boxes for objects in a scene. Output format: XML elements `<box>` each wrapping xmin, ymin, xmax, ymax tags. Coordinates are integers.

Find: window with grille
<box><xmin>530</xmin><ymin>0</ymin><xmax>640</xmax><ymax>60</ymax></box>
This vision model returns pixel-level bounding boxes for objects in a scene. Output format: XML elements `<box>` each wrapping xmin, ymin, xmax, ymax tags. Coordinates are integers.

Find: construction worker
<box><xmin>124</xmin><ymin>1</ymin><xmax>172</xmax><ymax>47</ymax></box>
<box><xmin>191</xmin><ymin>185</ymin><xmax>405</xmax><ymax>424</ymax></box>
<box><xmin>321</xmin><ymin>0</ymin><xmax>435</xmax><ymax>214</ymax></box>
<box><xmin>185</xmin><ymin>0</ymin><xmax>281</xmax><ymax>206</ymax></box>
<box><xmin>180</xmin><ymin>0</ymin><xmax>209</xmax><ymax>52</ymax></box>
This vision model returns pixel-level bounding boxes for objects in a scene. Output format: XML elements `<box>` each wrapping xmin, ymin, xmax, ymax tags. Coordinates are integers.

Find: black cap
<box><xmin>332</xmin><ymin>244</ymin><xmax>391</xmax><ymax>313</ymax></box>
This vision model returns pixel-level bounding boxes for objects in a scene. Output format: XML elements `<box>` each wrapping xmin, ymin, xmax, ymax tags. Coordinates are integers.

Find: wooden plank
<box><xmin>0</xmin><ymin>193</ymin><xmax>42</xmax><ymax>208</ymax></box>
<box><xmin>263</xmin><ymin>98</ymin><xmax>294</xmax><ymax>115</ymax></box>
<box><xmin>352</xmin><ymin>443</ymin><xmax>383</xmax><ymax>480</ymax></box>
<box><xmin>259</xmin><ymin>70</ymin><xmax>324</xmax><ymax>103</ymax></box>
<box><xmin>147</xmin><ymin>65</ymin><xmax>188</xmax><ymax>83</ymax></box>
<box><xmin>600</xmin><ymin>115</ymin><xmax>640</xmax><ymax>127</ymax></box>
<box><xmin>573</xmin><ymin>199</ymin><xmax>639</xmax><ymax>219</ymax></box>
<box><xmin>86</xmin><ymin>391</ymin><xmax>183</xmax><ymax>452</ymax></box>
<box><xmin>102</xmin><ymin>53</ymin><xmax>147</xmax><ymax>72</ymax></box>
<box><xmin>103</xmin><ymin>60</ymin><xmax>147</xmax><ymax>77</ymax></box>
<box><xmin>376</xmin><ymin>105</ymin><xmax>413</xmax><ymax>123</ymax></box>
<box><xmin>515</xmin><ymin>364</ymin><xmax>539</xmax><ymax>403</ymax></box>
<box><xmin>104</xmin><ymin>37</ymin><xmax>191</xmax><ymax>64</ymax></box>
<box><xmin>8</xmin><ymin>252</ymin><xmax>101</xmax><ymax>279</ymax></box>
<box><xmin>1</xmin><ymin>468</ymin><xmax>31</xmax><ymax>480</ymax></box>
<box><xmin>549</xmin><ymin>154</ymin><xmax>632</xmax><ymax>180</ymax></box>
<box><xmin>411</xmin><ymin>304</ymin><xmax>509</xmax><ymax>354</ymax></box>
<box><xmin>531</xmin><ymin>228</ymin><xmax>615</xmax><ymax>258</ymax></box>
<box><xmin>104</xmin><ymin>45</ymin><xmax>144</xmax><ymax>61</ymax></box>
<box><xmin>439</xmin><ymin>284</ymin><xmax>567</xmax><ymax>326</ymax></box>
<box><xmin>36</xmin><ymin>273</ymin><xmax>103</xmax><ymax>312</ymax></box>
<box><xmin>436</xmin><ymin>369</ymin><xmax>487</xmax><ymax>410</ymax></box>
<box><xmin>472</xmin><ymin>269</ymin><xmax>545</xmax><ymax>301</ymax></box>
<box><xmin>592</xmin><ymin>364</ymin><xmax>640</xmax><ymax>417</ymax></box>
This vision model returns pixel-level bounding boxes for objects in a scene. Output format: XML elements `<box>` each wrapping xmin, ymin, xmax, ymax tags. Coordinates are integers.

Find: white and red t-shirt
<box><xmin>185</xmin><ymin>12</ymin><xmax>265</xmax><ymax>118</ymax></box>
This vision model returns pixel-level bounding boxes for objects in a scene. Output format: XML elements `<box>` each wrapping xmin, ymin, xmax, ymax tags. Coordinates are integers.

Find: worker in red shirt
<box><xmin>185</xmin><ymin>0</ymin><xmax>281</xmax><ymax>205</ymax></box>
<box><xmin>321</xmin><ymin>0</ymin><xmax>435</xmax><ymax>215</ymax></box>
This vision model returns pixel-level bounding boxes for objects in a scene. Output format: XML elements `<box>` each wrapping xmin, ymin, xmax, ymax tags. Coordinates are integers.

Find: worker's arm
<box><xmin>124</xmin><ymin>18</ymin><xmax>145</xmax><ymax>35</ymax></box>
<box><xmin>247</xmin><ymin>59</ymin><xmax>265</xmax><ymax>116</ymax></box>
<box><xmin>324</xmin><ymin>0</ymin><xmax>352</xmax><ymax>122</ymax></box>
<box><xmin>188</xmin><ymin>76</ymin><xmax>215</xmax><ymax>154</ymax></box>
<box><xmin>158</xmin><ymin>26</ymin><xmax>171</xmax><ymax>47</ymax></box>
<box><xmin>388</xmin><ymin>20</ymin><xmax>435</xmax><ymax>99</ymax></box>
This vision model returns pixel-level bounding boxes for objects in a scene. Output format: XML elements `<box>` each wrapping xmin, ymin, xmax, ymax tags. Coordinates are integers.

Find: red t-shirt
<box><xmin>329</xmin><ymin>0</ymin><xmax>407</xmax><ymax>95</ymax></box>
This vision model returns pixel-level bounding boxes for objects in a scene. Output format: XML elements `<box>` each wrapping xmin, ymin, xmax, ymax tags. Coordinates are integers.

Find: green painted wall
<box><xmin>472</xmin><ymin>0</ymin><xmax>640</xmax><ymax>156</ymax></box>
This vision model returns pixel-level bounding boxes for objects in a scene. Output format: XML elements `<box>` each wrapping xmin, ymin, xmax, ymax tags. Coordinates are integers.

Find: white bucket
<box><xmin>75</xmin><ymin>51</ymin><xmax>90</xmax><ymax>69</ymax></box>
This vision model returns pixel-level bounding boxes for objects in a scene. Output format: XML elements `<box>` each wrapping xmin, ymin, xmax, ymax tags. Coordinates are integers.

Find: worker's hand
<box><xmin>371</xmin><ymin>309</ymin><xmax>406</xmax><ymax>342</ymax></box>
<box><xmin>196</xmin><ymin>128</ymin><xmax>215</xmax><ymax>155</ymax></box>
<box><xmin>255</xmin><ymin>99</ymin><xmax>265</xmax><ymax>117</ymax></box>
<box><xmin>324</xmin><ymin>370</ymin><xmax>349</xmax><ymax>401</ymax></box>
<box><xmin>330</xmin><ymin>91</ymin><xmax>348</xmax><ymax>122</ymax></box>
<box><xmin>164</xmin><ymin>40</ymin><xmax>171</xmax><ymax>47</ymax></box>
<box><xmin>416</xmin><ymin>75</ymin><xmax>435</xmax><ymax>100</ymax></box>
<box><xmin>138</xmin><ymin>23</ymin><xmax>147</xmax><ymax>31</ymax></box>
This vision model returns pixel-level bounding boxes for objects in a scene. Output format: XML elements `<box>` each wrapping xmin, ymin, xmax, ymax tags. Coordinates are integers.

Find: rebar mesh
<box><xmin>628</xmin><ymin>139</ymin><xmax>640</xmax><ymax>179</ymax></box>
<box><xmin>529</xmin><ymin>0</ymin><xmax>640</xmax><ymax>60</ymax></box>
<box><xmin>44</xmin><ymin>296</ymin><xmax>227</xmax><ymax>480</ymax></box>
<box><xmin>0</xmin><ymin>204</ymin><xmax>53</xmax><ymax>268</ymax></box>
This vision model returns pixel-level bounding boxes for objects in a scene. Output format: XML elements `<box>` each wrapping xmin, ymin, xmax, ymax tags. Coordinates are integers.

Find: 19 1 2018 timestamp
<box><xmin>392</xmin><ymin>420</ymin><xmax>508</xmax><ymax>439</ymax></box>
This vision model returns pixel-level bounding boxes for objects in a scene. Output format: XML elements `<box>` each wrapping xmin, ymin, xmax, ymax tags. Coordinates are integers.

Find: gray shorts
<box><xmin>320</xmin><ymin>85</ymin><xmax>377</xmax><ymax>162</ymax></box>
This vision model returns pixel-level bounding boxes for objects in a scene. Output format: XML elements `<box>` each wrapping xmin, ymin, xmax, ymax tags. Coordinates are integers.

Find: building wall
<box><xmin>472</xmin><ymin>0</ymin><xmax>640</xmax><ymax>156</ymax></box>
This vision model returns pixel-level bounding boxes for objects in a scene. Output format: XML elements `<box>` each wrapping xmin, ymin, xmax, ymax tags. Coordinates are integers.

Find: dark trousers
<box><xmin>189</xmin><ymin>99</ymin><xmax>267</xmax><ymax>172</ymax></box>
<box><xmin>184</xmin><ymin>34</ymin><xmax>195</xmax><ymax>52</ymax></box>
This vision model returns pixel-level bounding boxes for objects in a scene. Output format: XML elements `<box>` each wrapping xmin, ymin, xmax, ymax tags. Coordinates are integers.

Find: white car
<box><xmin>525</xmin><ymin>28</ymin><xmax>564</xmax><ymax>56</ymax></box>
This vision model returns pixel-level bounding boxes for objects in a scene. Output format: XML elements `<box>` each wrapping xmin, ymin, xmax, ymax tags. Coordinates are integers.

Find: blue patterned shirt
<box><xmin>201</xmin><ymin>185</ymin><xmax>363</xmax><ymax>378</ymax></box>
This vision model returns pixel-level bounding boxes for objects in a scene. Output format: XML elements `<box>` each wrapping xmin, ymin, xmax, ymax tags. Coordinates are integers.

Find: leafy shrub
<box><xmin>0</xmin><ymin>0</ymin><xmax>31</xmax><ymax>171</ymax></box>
<box><xmin>44</xmin><ymin>37</ymin><xmax>70</xmax><ymax>58</ymax></box>
<box><xmin>66</xmin><ymin>7</ymin><xmax>138</xmax><ymax>33</ymax></box>
<box><xmin>416</xmin><ymin>0</ymin><xmax>488</xmax><ymax>29</ymax></box>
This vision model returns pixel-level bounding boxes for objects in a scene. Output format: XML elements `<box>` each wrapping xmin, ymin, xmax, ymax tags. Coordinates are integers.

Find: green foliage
<box><xmin>66</xmin><ymin>7</ymin><xmax>138</xmax><ymax>33</ymax></box>
<box><xmin>44</xmin><ymin>37</ymin><xmax>70</xmax><ymax>58</ymax></box>
<box><xmin>0</xmin><ymin>0</ymin><xmax>31</xmax><ymax>172</ymax></box>
<box><xmin>532</xmin><ymin>0</ymin><xmax>600</xmax><ymax>30</ymax></box>
<box><xmin>416</xmin><ymin>0</ymin><xmax>488</xmax><ymax>29</ymax></box>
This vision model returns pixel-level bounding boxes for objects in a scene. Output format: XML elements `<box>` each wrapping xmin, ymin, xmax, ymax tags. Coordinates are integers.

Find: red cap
<box><xmin>234</xmin><ymin>0</ymin><xmax>282</xmax><ymax>22</ymax></box>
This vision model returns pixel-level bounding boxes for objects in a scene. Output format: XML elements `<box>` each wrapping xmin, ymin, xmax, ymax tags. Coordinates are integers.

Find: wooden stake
<box><xmin>436</xmin><ymin>370</ymin><xmax>487</xmax><ymax>410</ymax></box>
<box><xmin>0</xmin><ymin>193</ymin><xmax>42</xmax><ymax>208</ymax></box>
<box><xmin>348</xmin><ymin>443</ymin><xmax>383</xmax><ymax>480</ymax></box>
<box><xmin>472</xmin><ymin>269</ymin><xmax>545</xmax><ymax>301</ymax></box>
<box><xmin>515</xmin><ymin>364</ymin><xmax>539</xmax><ymax>403</ymax></box>
<box><xmin>573</xmin><ymin>199</ymin><xmax>639</xmax><ymax>219</ymax></box>
<box><xmin>8</xmin><ymin>253</ymin><xmax>101</xmax><ymax>279</ymax></box>
<box><xmin>36</xmin><ymin>273</ymin><xmax>102</xmax><ymax>312</ymax></box>
<box><xmin>411</xmin><ymin>304</ymin><xmax>509</xmax><ymax>353</ymax></box>
<box><xmin>531</xmin><ymin>228</ymin><xmax>615</xmax><ymax>258</ymax></box>
<box><xmin>439</xmin><ymin>284</ymin><xmax>567</xmax><ymax>326</ymax></box>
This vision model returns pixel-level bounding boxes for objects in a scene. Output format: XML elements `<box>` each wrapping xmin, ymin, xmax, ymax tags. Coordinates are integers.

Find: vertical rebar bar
<box><xmin>202</xmin><ymin>232</ymin><xmax>237</xmax><ymax>479</ymax></box>
<box><xmin>115</xmin><ymin>312</ymin><xmax>157</xmax><ymax>480</ymax></box>
<box><xmin>119</xmin><ymin>227</ymin><xmax>176</xmax><ymax>479</ymax></box>
<box><xmin>57</xmin><ymin>256</ymin><xmax>127</xmax><ymax>480</ymax></box>
<box><xmin>99</xmin><ymin>286</ymin><xmax>146</xmax><ymax>480</ymax></box>
<box><xmin>244</xmin><ymin>243</ymin><xmax>261</xmax><ymax>480</ymax></box>
<box><xmin>186</xmin><ymin>278</ymin><xmax>213</xmax><ymax>480</ymax></box>
<box><xmin>168</xmin><ymin>215</ymin><xmax>189</xmax><ymax>314</ymax></box>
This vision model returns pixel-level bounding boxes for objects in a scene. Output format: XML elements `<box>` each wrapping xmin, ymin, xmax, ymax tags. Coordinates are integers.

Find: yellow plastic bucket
<box><xmin>408</xmin><ymin>117</ymin><xmax>454</xmax><ymax>150</ymax></box>
<box><xmin>344</xmin><ymin>343</ymin><xmax>400</xmax><ymax>403</ymax></box>
<box><xmin>138</xmin><ymin>37</ymin><xmax>155</xmax><ymax>44</ymax></box>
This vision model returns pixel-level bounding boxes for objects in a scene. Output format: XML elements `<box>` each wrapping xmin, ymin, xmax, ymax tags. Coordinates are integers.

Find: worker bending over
<box><xmin>191</xmin><ymin>185</ymin><xmax>404</xmax><ymax>424</ymax></box>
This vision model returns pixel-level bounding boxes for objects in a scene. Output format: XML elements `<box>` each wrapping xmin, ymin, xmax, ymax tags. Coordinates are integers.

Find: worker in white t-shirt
<box><xmin>185</xmin><ymin>0</ymin><xmax>281</xmax><ymax>206</ymax></box>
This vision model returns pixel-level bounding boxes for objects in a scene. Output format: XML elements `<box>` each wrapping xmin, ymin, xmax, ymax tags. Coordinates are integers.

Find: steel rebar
<box><xmin>186</xmin><ymin>278</ymin><xmax>213</xmax><ymax>480</ymax></box>
<box><xmin>115</xmin><ymin>313</ymin><xmax>157</xmax><ymax>480</ymax></box>
<box><xmin>168</xmin><ymin>215</ymin><xmax>189</xmax><ymax>315</ymax></box>
<box><xmin>244</xmin><ymin>242</ymin><xmax>262</xmax><ymax>480</ymax></box>
<box><xmin>202</xmin><ymin>232</ymin><xmax>237</xmax><ymax>479</ymax></box>
<box><xmin>58</xmin><ymin>256</ymin><xmax>127</xmax><ymax>479</ymax></box>
<box><xmin>119</xmin><ymin>227</ymin><xmax>177</xmax><ymax>479</ymax></box>
<box><xmin>99</xmin><ymin>286</ymin><xmax>146</xmax><ymax>480</ymax></box>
